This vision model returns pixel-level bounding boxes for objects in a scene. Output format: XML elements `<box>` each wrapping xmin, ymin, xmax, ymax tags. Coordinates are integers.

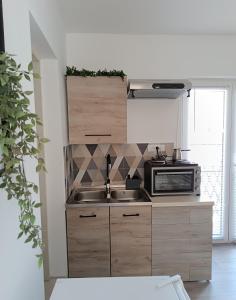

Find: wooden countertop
<box><xmin>149</xmin><ymin>194</ymin><xmax>214</xmax><ymax>207</ymax></box>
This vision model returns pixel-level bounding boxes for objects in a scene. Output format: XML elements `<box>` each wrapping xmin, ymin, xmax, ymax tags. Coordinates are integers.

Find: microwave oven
<box><xmin>144</xmin><ymin>160</ymin><xmax>201</xmax><ymax>196</ymax></box>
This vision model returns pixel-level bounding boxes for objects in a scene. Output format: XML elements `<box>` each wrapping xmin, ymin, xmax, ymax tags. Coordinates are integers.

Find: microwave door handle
<box><xmin>156</xmin><ymin>171</ymin><xmax>193</xmax><ymax>175</ymax></box>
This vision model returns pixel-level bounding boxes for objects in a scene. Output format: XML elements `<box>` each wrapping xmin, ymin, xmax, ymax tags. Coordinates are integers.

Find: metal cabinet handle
<box><xmin>156</xmin><ymin>171</ymin><xmax>193</xmax><ymax>175</ymax></box>
<box><xmin>122</xmin><ymin>213</ymin><xmax>140</xmax><ymax>217</ymax></box>
<box><xmin>79</xmin><ymin>214</ymin><xmax>96</xmax><ymax>218</ymax></box>
<box><xmin>84</xmin><ymin>134</ymin><xmax>112</xmax><ymax>137</ymax></box>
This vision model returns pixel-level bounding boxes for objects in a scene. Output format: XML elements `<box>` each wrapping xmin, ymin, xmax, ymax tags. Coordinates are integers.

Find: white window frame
<box><xmin>181</xmin><ymin>79</ymin><xmax>235</xmax><ymax>243</ymax></box>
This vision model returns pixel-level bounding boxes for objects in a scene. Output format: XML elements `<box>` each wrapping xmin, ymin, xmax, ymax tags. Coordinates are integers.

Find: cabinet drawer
<box><xmin>110</xmin><ymin>206</ymin><xmax>151</xmax><ymax>276</ymax></box>
<box><xmin>67</xmin><ymin>207</ymin><xmax>110</xmax><ymax>277</ymax></box>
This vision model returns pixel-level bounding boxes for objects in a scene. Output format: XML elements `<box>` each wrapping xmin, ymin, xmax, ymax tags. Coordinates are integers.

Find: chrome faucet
<box><xmin>105</xmin><ymin>154</ymin><xmax>111</xmax><ymax>199</ymax></box>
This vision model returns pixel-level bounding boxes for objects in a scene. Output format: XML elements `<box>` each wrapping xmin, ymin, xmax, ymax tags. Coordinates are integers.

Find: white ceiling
<box><xmin>58</xmin><ymin>0</ymin><xmax>236</xmax><ymax>35</ymax></box>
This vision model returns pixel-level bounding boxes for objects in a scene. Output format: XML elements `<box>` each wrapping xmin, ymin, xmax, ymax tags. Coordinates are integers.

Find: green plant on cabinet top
<box><xmin>66</xmin><ymin>66</ymin><xmax>126</xmax><ymax>79</ymax></box>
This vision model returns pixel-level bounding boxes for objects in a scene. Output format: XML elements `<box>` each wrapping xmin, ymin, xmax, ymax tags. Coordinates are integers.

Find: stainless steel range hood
<box><xmin>128</xmin><ymin>79</ymin><xmax>192</xmax><ymax>99</ymax></box>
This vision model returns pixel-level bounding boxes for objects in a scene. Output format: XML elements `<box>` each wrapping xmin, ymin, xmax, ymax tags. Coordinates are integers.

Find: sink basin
<box><xmin>67</xmin><ymin>189</ymin><xmax>150</xmax><ymax>205</ymax></box>
<box><xmin>111</xmin><ymin>189</ymin><xmax>150</xmax><ymax>203</ymax></box>
<box><xmin>72</xmin><ymin>190</ymin><xmax>108</xmax><ymax>204</ymax></box>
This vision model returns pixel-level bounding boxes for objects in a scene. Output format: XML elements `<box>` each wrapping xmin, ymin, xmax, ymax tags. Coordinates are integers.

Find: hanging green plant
<box><xmin>0</xmin><ymin>52</ymin><xmax>48</xmax><ymax>267</ymax></box>
<box><xmin>66</xmin><ymin>66</ymin><xmax>126</xmax><ymax>79</ymax></box>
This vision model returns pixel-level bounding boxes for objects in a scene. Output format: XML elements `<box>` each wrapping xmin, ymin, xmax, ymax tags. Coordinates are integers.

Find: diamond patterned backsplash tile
<box><xmin>64</xmin><ymin>143</ymin><xmax>174</xmax><ymax>197</ymax></box>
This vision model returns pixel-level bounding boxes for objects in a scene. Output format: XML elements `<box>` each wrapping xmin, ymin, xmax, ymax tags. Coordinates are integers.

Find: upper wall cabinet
<box><xmin>66</xmin><ymin>76</ymin><xmax>127</xmax><ymax>144</ymax></box>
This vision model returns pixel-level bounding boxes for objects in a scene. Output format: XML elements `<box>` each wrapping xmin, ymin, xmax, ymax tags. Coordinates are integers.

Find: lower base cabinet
<box><xmin>152</xmin><ymin>206</ymin><xmax>213</xmax><ymax>281</ymax></box>
<box><xmin>66</xmin><ymin>204</ymin><xmax>212</xmax><ymax>280</ymax></box>
<box><xmin>66</xmin><ymin>205</ymin><xmax>152</xmax><ymax>277</ymax></box>
<box><xmin>110</xmin><ymin>206</ymin><xmax>152</xmax><ymax>276</ymax></box>
<box><xmin>67</xmin><ymin>207</ymin><xmax>110</xmax><ymax>277</ymax></box>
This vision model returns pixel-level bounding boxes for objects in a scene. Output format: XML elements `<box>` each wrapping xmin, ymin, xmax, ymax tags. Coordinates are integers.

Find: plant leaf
<box><xmin>37</xmin><ymin>255</ymin><xmax>43</xmax><ymax>268</ymax></box>
<box><xmin>17</xmin><ymin>232</ymin><xmax>24</xmax><ymax>239</ymax></box>
<box><xmin>40</xmin><ymin>138</ymin><xmax>50</xmax><ymax>143</ymax></box>
<box><xmin>25</xmin><ymin>91</ymin><xmax>33</xmax><ymax>95</ymax></box>
<box><xmin>28</xmin><ymin>62</ymin><xmax>33</xmax><ymax>72</ymax></box>
<box><xmin>24</xmin><ymin>73</ymin><xmax>31</xmax><ymax>81</ymax></box>
<box><xmin>33</xmin><ymin>185</ymin><xmax>39</xmax><ymax>193</ymax></box>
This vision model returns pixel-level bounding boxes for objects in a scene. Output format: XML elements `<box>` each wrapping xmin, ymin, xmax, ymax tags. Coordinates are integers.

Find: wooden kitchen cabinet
<box><xmin>152</xmin><ymin>206</ymin><xmax>213</xmax><ymax>281</ymax></box>
<box><xmin>110</xmin><ymin>206</ymin><xmax>152</xmax><ymax>276</ymax></box>
<box><xmin>66</xmin><ymin>76</ymin><xmax>127</xmax><ymax>144</ymax></box>
<box><xmin>66</xmin><ymin>207</ymin><xmax>110</xmax><ymax>277</ymax></box>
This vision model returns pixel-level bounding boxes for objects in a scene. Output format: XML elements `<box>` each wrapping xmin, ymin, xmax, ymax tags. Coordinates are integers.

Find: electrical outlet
<box><xmin>147</xmin><ymin>144</ymin><xmax>165</xmax><ymax>154</ymax></box>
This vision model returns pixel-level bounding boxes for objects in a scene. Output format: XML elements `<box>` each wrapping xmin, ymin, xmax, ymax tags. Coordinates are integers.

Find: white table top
<box><xmin>50</xmin><ymin>276</ymin><xmax>189</xmax><ymax>300</ymax></box>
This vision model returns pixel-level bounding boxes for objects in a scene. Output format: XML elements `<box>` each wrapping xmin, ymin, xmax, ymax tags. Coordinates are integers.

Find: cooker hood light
<box><xmin>128</xmin><ymin>79</ymin><xmax>192</xmax><ymax>99</ymax></box>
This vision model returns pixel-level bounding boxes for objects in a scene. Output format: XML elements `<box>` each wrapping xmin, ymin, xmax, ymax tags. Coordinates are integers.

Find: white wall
<box><xmin>28</xmin><ymin>3</ymin><xmax>69</xmax><ymax>277</ymax></box>
<box><xmin>1</xmin><ymin>1</ymin><xmax>67</xmax><ymax>299</ymax></box>
<box><xmin>66</xmin><ymin>33</ymin><xmax>236</xmax><ymax>144</ymax></box>
<box><xmin>28</xmin><ymin>0</ymin><xmax>68</xmax><ymax>278</ymax></box>
<box><xmin>40</xmin><ymin>60</ymin><xmax>68</xmax><ymax>277</ymax></box>
<box><xmin>67</xmin><ymin>33</ymin><xmax>236</xmax><ymax>78</ymax></box>
<box><xmin>128</xmin><ymin>99</ymin><xmax>180</xmax><ymax>144</ymax></box>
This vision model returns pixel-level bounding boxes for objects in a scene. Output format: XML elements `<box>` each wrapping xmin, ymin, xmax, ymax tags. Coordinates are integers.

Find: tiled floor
<box><xmin>45</xmin><ymin>244</ymin><xmax>236</xmax><ymax>300</ymax></box>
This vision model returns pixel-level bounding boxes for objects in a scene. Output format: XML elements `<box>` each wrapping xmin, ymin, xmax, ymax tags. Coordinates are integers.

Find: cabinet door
<box><xmin>67</xmin><ymin>207</ymin><xmax>110</xmax><ymax>277</ymax></box>
<box><xmin>189</xmin><ymin>207</ymin><xmax>212</xmax><ymax>281</ymax></box>
<box><xmin>152</xmin><ymin>206</ymin><xmax>212</xmax><ymax>281</ymax></box>
<box><xmin>66</xmin><ymin>76</ymin><xmax>127</xmax><ymax>144</ymax></box>
<box><xmin>110</xmin><ymin>206</ymin><xmax>151</xmax><ymax>276</ymax></box>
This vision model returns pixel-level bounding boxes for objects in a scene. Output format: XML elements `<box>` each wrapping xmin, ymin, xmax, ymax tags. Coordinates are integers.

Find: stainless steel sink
<box><xmin>67</xmin><ymin>189</ymin><xmax>150</xmax><ymax>205</ymax></box>
<box><xmin>72</xmin><ymin>190</ymin><xmax>108</xmax><ymax>204</ymax></box>
<box><xmin>111</xmin><ymin>189</ymin><xmax>150</xmax><ymax>203</ymax></box>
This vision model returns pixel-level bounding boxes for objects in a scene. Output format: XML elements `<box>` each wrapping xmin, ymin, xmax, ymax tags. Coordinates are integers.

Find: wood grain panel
<box><xmin>153</xmin><ymin>252</ymin><xmax>211</xmax><ymax>267</ymax></box>
<box><xmin>189</xmin><ymin>238</ymin><xmax>212</xmax><ymax>253</ymax></box>
<box><xmin>152</xmin><ymin>239</ymin><xmax>191</xmax><ymax>255</ymax></box>
<box><xmin>190</xmin><ymin>207</ymin><xmax>212</xmax><ymax>224</ymax></box>
<box><xmin>152</xmin><ymin>205</ymin><xmax>213</xmax><ymax>281</ymax></box>
<box><xmin>191</xmin><ymin>222</ymin><xmax>212</xmax><ymax>239</ymax></box>
<box><xmin>152</xmin><ymin>264</ymin><xmax>189</xmax><ymax>281</ymax></box>
<box><xmin>152</xmin><ymin>207</ymin><xmax>190</xmax><ymax>225</ymax></box>
<box><xmin>189</xmin><ymin>266</ymin><xmax>212</xmax><ymax>281</ymax></box>
<box><xmin>110</xmin><ymin>206</ymin><xmax>151</xmax><ymax>276</ymax></box>
<box><xmin>66</xmin><ymin>76</ymin><xmax>127</xmax><ymax>144</ymax></box>
<box><xmin>153</xmin><ymin>238</ymin><xmax>212</xmax><ymax>255</ymax></box>
<box><xmin>153</xmin><ymin>223</ymin><xmax>191</xmax><ymax>240</ymax></box>
<box><xmin>66</xmin><ymin>207</ymin><xmax>110</xmax><ymax>277</ymax></box>
<box><xmin>153</xmin><ymin>223</ymin><xmax>212</xmax><ymax>240</ymax></box>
